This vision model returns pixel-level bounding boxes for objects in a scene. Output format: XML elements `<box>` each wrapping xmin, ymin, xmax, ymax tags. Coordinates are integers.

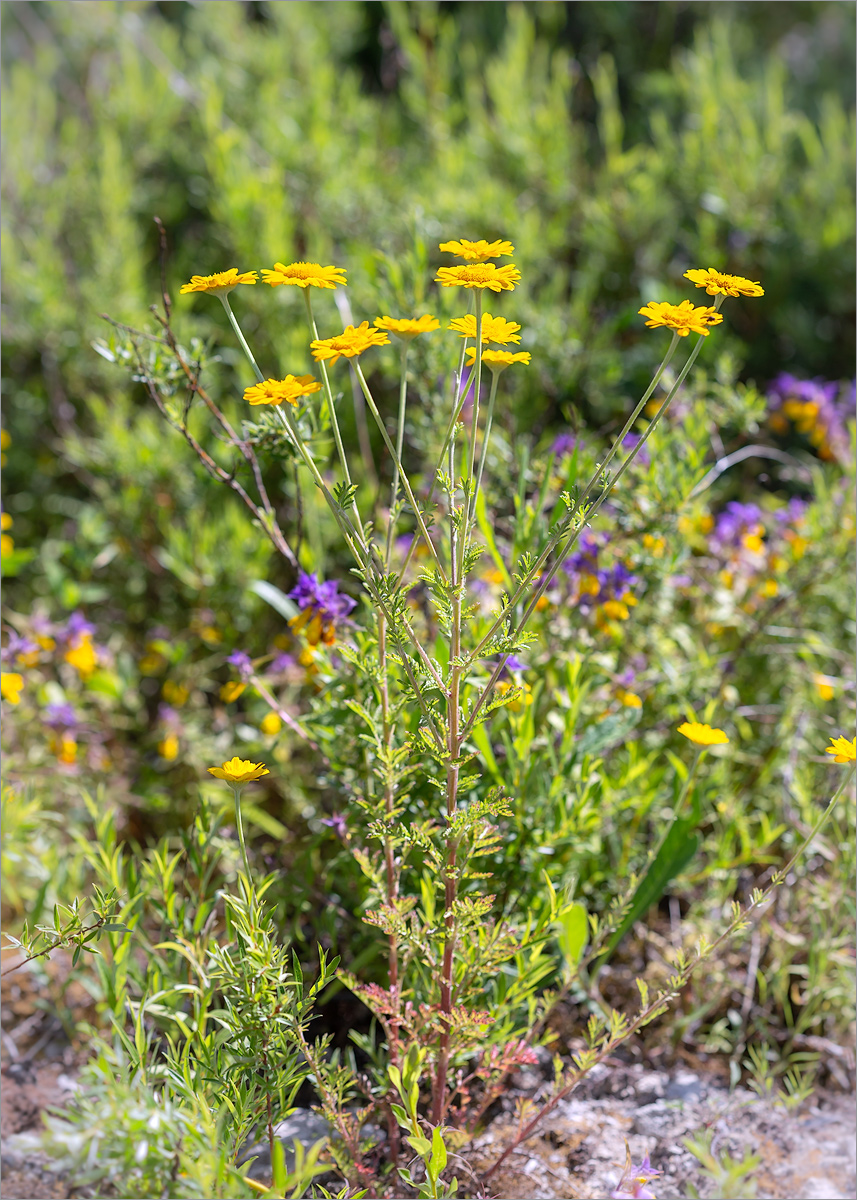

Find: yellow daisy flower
<box><xmin>179</xmin><ymin>269</ymin><xmax>258</xmax><ymax>296</ymax></box>
<box><xmin>244</xmin><ymin>375</ymin><xmax>322</xmax><ymax>407</ymax></box>
<box><xmin>373</xmin><ymin>314</ymin><xmax>440</xmax><ymax>339</ymax></box>
<box><xmin>158</xmin><ymin>734</ymin><xmax>180</xmax><ymax>761</ymax></box>
<box><xmin>311</xmin><ymin>321</ymin><xmax>390</xmax><ymax>364</ymax></box>
<box><xmin>261</xmin><ymin>261</ymin><xmax>347</xmax><ymax>290</ymax></box>
<box><xmin>448</xmin><ymin>313</ymin><xmax>522</xmax><ymax>345</ymax></box>
<box><xmin>439</xmin><ymin>238</ymin><xmax>515</xmax><ymax>261</ymax></box>
<box><xmin>220</xmin><ymin>681</ymin><xmax>247</xmax><ymax>702</ymax></box>
<box><xmin>684</xmin><ymin>268</ymin><xmax>764</xmax><ymax>298</ymax></box>
<box><xmin>639</xmin><ymin>300</ymin><xmax>723</xmax><ymax>337</ymax></box>
<box><xmin>208</xmin><ymin>756</ymin><xmax>270</xmax><ymax>783</ymax></box>
<box><xmin>260</xmin><ymin>712</ymin><xmax>282</xmax><ymax>735</ymax></box>
<box><xmin>677</xmin><ymin>721</ymin><xmax>729</xmax><ymax>746</ymax></box>
<box><xmin>1</xmin><ymin>672</ymin><xmax>24</xmax><ymax>704</ymax></box>
<box><xmin>825</xmin><ymin>735</ymin><xmax>856</xmax><ymax>764</ymax></box>
<box><xmin>435</xmin><ymin>263</ymin><xmax>521</xmax><ymax>292</ymax></box>
<box><xmin>464</xmin><ymin>347</ymin><xmax>531</xmax><ymax>374</ymax></box>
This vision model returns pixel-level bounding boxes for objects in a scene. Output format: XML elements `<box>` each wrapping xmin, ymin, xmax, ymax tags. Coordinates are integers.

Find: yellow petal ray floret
<box><xmin>1</xmin><ymin>672</ymin><xmax>24</xmax><ymax>705</ymax></box>
<box><xmin>677</xmin><ymin>721</ymin><xmax>730</xmax><ymax>746</ymax></box>
<box><xmin>439</xmin><ymin>238</ymin><xmax>515</xmax><ymax>261</ymax></box>
<box><xmin>260</xmin><ymin>261</ymin><xmax>347</xmax><ymax>290</ymax></box>
<box><xmin>208</xmin><ymin>756</ymin><xmax>270</xmax><ymax>783</ymax></box>
<box><xmin>464</xmin><ymin>347</ymin><xmax>531</xmax><ymax>373</ymax></box>
<box><xmin>311</xmin><ymin>321</ymin><xmax>390</xmax><ymax>364</ymax></box>
<box><xmin>825</xmin><ymin>735</ymin><xmax>856</xmax><ymax>764</ymax></box>
<box><xmin>448</xmin><ymin>314</ymin><xmax>522</xmax><ymax>345</ymax></box>
<box><xmin>244</xmin><ymin>375</ymin><xmax>322</xmax><ymax>407</ymax></box>
<box><xmin>639</xmin><ymin>300</ymin><xmax>723</xmax><ymax>337</ymax></box>
<box><xmin>180</xmin><ymin>269</ymin><xmax>258</xmax><ymax>295</ymax></box>
<box><xmin>435</xmin><ymin>263</ymin><xmax>522</xmax><ymax>292</ymax></box>
<box><xmin>373</xmin><ymin>315</ymin><xmax>440</xmax><ymax>339</ymax></box>
<box><xmin>684</xmin><ymin>267</ymin><xmax>764</xmax><ymax>298</ymax></box>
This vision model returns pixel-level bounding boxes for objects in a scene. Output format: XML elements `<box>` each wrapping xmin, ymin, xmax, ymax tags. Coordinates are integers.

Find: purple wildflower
<box><xmin>321</xmin><ymin>813</ymin><xmax>348</xmax><ymax>839</ymax></box>
<box><xmin>226</xmin><ymin>650</ymin><xmax>254</xmax><ymax>681</ymax></box>
<box><xmin>270</xmin><ymin>652</ymin><xmax>296</xmax><ymax>673</ymax></box>
<box><xmin>611</xmin><ymin>1148</ymin><xmax>662</xmax><ymax>1199</ymax></box>
<box><xmin>622</xmin><ymin>432</ymin><xmax>651</xmax><ymax>468</ymax></box>
<box><xmin>774</xmin><ymin>497</ymin><xmax>808</xmax><ymax>526</ymax></box>
<box><xmin>43</xmin><ymin>703</ymin><xmax>79</xmax><ymax>731</ymax></box>
<box><xmin>2</xmin><ymin>632</ymin><xmax>39</xmax><ymax>664</ymax></box>
<box><xmin>551</xmin><ymin>433</ymin><xmax>579</xmax><ymax>458</ymax></box>
<box><xmin>710</xmin><ymin>502</ymin><xmax>764</xmax><ymax>554</ymax></box>
<box><xmin>62</xmin><ymin>611</ymin><xmax>97</xmax><ymax>644</ymax></box>
<box><xmin>767</xmin><ymin>373</ymin><xmax>853</xmax><ymax>462</ymax></box>
<box><xmin>289</xmin><ymin>571</ymin><xmax>356</xmax><ymax>646</ymax></box>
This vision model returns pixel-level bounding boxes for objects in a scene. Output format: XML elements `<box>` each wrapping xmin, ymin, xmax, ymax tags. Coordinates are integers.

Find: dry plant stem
<box><xmin>0</xmin><ymin>917</ymin><xmax>109</xmax><ymax>977</ymax></box>
<box><xmin>122</xmin><ymin>329</ymin><xmax>298</xmax><ymax>568</ymax></box>
<box><xmin>353</xmin><ymin>361</ymin><xmax>448</xmax><ymax>581</ymax></box>
<box><xmin>483</xmin><ymin>763</ymin><xmax>855</xmax><ymax>1182</ymax></box>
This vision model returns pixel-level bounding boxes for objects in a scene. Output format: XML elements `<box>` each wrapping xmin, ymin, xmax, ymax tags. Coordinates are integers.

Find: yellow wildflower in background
<box><xmin>260</xmin><ymin>712</ymin><xmax>282</xmax><ymax>735</ymax></box>
<box><xmin>435</xmin><ymin>263</ymin><xmax>521</xmax><ymax>292</ymax></box>
<box><xmin>163</xmin><ymin>680</ymin><xmax>190</xmax><ymax>706</ymax></box>
<box><xmin>65</xmin><ymin>635</ymin><xmax>98</xmax><ymax>678</ymax></box>
<box><xmin>677</xmin><ymin>721</ymin><xmax>729</xmax><ymax>746</ymax></box>
<box><xmin>448</xmin><ymin>313</ymin><xmax>522</xmax><ymax>344</ymax></box>
<box><xmin>311</xmin><ymin>322</ymin><xmax>390</xmax><ymax>364</ymax></box>
<box><xmin>464</xmin><ymin>347</ymin><xmax>531</xmax><ymax>373</ymax></box>
<box><xmin>220</xmin><ymin>681</ymin><xmax>246</xmax><ymax>702</ymax></box>
<box><xmin>684</xmin><ymin>268</ymin><xmax>764</xmax><ymax>298</ymax></box>
<box><xmin>616</xmin><ymin>688</ymin><xmax>643</xmax><ymax>709</ymax></box>
<box><xmin>1</xmin><ymin>672</ymin><xmax>24</xmax><ymax>704</ymax></box>
<box><xmin>639</xmin><ymin>300</ymin><xmax>723</xmax><ymax>337</ymax></box>
<box><xmin>373</xmin><ymin>315</ymin><xmax>440</xmax><ymax>339</ymax></box>
<box><xmin>180</xmin><ymin>269</ymin><xmax>258</xmax><ymax>296</ymax></box>
<box><xmin>261</xmin><ymin>261</ymin><xmax>347</xmax><ymax>290</ymax></box>
<box><xmin>439</xmin><ymin>238</ymin><xmax>515</xmax><ymax>261</ymax></box>
<box><xmin>825</xmin><ymin>735</ymin><xmax>856</xmax><ymax>764</ymax></box>
<box><xmin>1</xmin><ymin>512</ymin><xmax>13</xmax><ymax>558</ymax></box>
<box><xmin>244</xmin><ymin>375</ymin><xmax>322</xmax><ymax>407</ymax></box>
<box><xmin>158</xmin><ymin>734</ymin><xmax>179</xmax><ymax>761</ymax></box>
<box><xmin>208</xmin><ymin>757</ymin><xmax>270</xmax><ymax>783</ymax></box>
<box><xmin>813</xmin><ymin>673</ymin><xmax>835</xmax><ymax>701</ymax></box>
<box><xmin>0</xmin><ymin>428</ymin><xmax>9</xmax><ymax>467</ymax></box>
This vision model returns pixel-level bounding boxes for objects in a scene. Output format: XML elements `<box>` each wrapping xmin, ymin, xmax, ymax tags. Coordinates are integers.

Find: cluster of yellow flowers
<box><xmin>639</xmin><ymin>268</ymin><xmax>764</xmax><ymax>337</ymax></box>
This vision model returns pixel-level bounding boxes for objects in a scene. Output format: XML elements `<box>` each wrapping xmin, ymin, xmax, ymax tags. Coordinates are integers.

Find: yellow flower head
<box><xmin>435</xmin><ymin>263</ymin><xmax>522</xmax><ymax>292</ymax></box>
<box><xmin>158</xmin><ymin>734</ymin><xmax>180</xmax><ymax>761</ymax></box>
<box><xmin>1</xmin><ymin>672</ymin><xmax>24</xmax><ymax>704</ymax></box>
<box><xmin>373</xmin><ymin>314</ymin><xmax>440</xmax><ymax>339</ymax></box>
<box><xmin>244</xmin><ymin>375</ymin><xmax>322</xmax><ymax>407</ymax></box>
<box><xmin>220</xmin><ymin>681</ymin><xmax>247</xmax><ymax>703</ymax></box>
<box><xmin>825</xmin><ymin>735</ymin><xmax>856</xmax><ymax>764</ymax></box>
<box><xmin>448</xmin><ymin>313</ymin><xmax>522</xmax><ymax>345</ymax></box>
<box><xmin>311</xmin><ymin>321</ymin><xmax>390</xmax><ymax>364</ymax></box>
<box><xmin>65</xmin><ymin>635</ymin><xmax>98</xmax><ymax>678</ymax></box>
<box><xmin>677</xmin><ymin>721</ymin><xmax>729</xmax><ymax>746</ymax></box>
<box><xmin>684</xmin><ymin>268</ymin><xmax>764</xmax><ymax>298</ymax></box>
<box><xmin>208</xmin><ymin>756</ymin><xmax>270</xmax><ymax>783</ymax></box>
<box><xmin>616</xmin><ymin>688</ymin><xmax>643</xmax><ymax>709</ymax></box>
<box><xmin>1</xmin><ymin>513</ymin><xmax>11</xmax><ymax>531</ymax></box>
<box><xmin>439</xmin><ymin>238</ymin><xmax>515</xmax><ymax>262</ymax></box>
<box><xmin>1</xmin><ymin>533</ymin><xmax>12</xmax><ymax>559</ymax></box>
<box><xmin>260</xmin><ymin>711</ymin><xmax>282</xmax><ymax>736</ymax></box>
<box><xmin>464</xmin><ymin>347</ymin><xmax>531</xmax><ymax>374</ymax></box>
<box><xmin>261</xmin><ymin>261</ymin><xmax>347</xmax><ymax>290</ymax></box>
<box><xmin>180</xmin><ymin>269</ymin><xmax>258</xmax><ymax>296</ymax></box>
<box><xmin>639</xmin><ymin>300</ymin><xmax>723</xmax><ymax>337</ymax></box>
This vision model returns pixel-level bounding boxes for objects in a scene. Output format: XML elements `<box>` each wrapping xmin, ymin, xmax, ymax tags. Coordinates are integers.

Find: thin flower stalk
<box><xmin>302</xmin><ymin>289</ymin><xmax>356</xmax><ymax>504</ymax></box>
<box><xmin>352</xmin><ymin>360</ymin><xmax>448</xmax><ymax>582</ymax></box>
<box><xmin>219</xmin><ymin>295</ymin><xmax>264</xmax><ymax>383</ymax></box>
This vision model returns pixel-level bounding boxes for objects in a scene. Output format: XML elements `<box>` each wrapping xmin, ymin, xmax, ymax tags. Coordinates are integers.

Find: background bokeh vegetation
<box><xmin>2</xmin><ymin>3</ymin><xmax>855</xmax><ymax>1183</ymax></box>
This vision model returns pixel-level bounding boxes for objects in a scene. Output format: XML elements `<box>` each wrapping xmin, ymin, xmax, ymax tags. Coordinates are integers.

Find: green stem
<box><xmin>220</xmin><ymin>295</ymin><xmax>265</xmax><ymax>383</ymax></box>
<box><xmin>303</xmin><ymin>290</ymin><xmax>354</xmax><ymax>490</ymax></box>
<box><xmin>468</xmin><ymin>369</ymin><xmax>499</xmax><ymax>535</ymax></box>
<box><xmin>353</xmin><ymin>360</ymin><xmax>448</xmax><ymax>581</ymax></box>
<box><xmin>385</xmin><ymin>342</ymin><xmax>410</xmax><ymax>570</ymax></box>
<box><xmin>231</xmin><ymin>784</ymin><xmax>256</xmax><ymax>912</ymax></box>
